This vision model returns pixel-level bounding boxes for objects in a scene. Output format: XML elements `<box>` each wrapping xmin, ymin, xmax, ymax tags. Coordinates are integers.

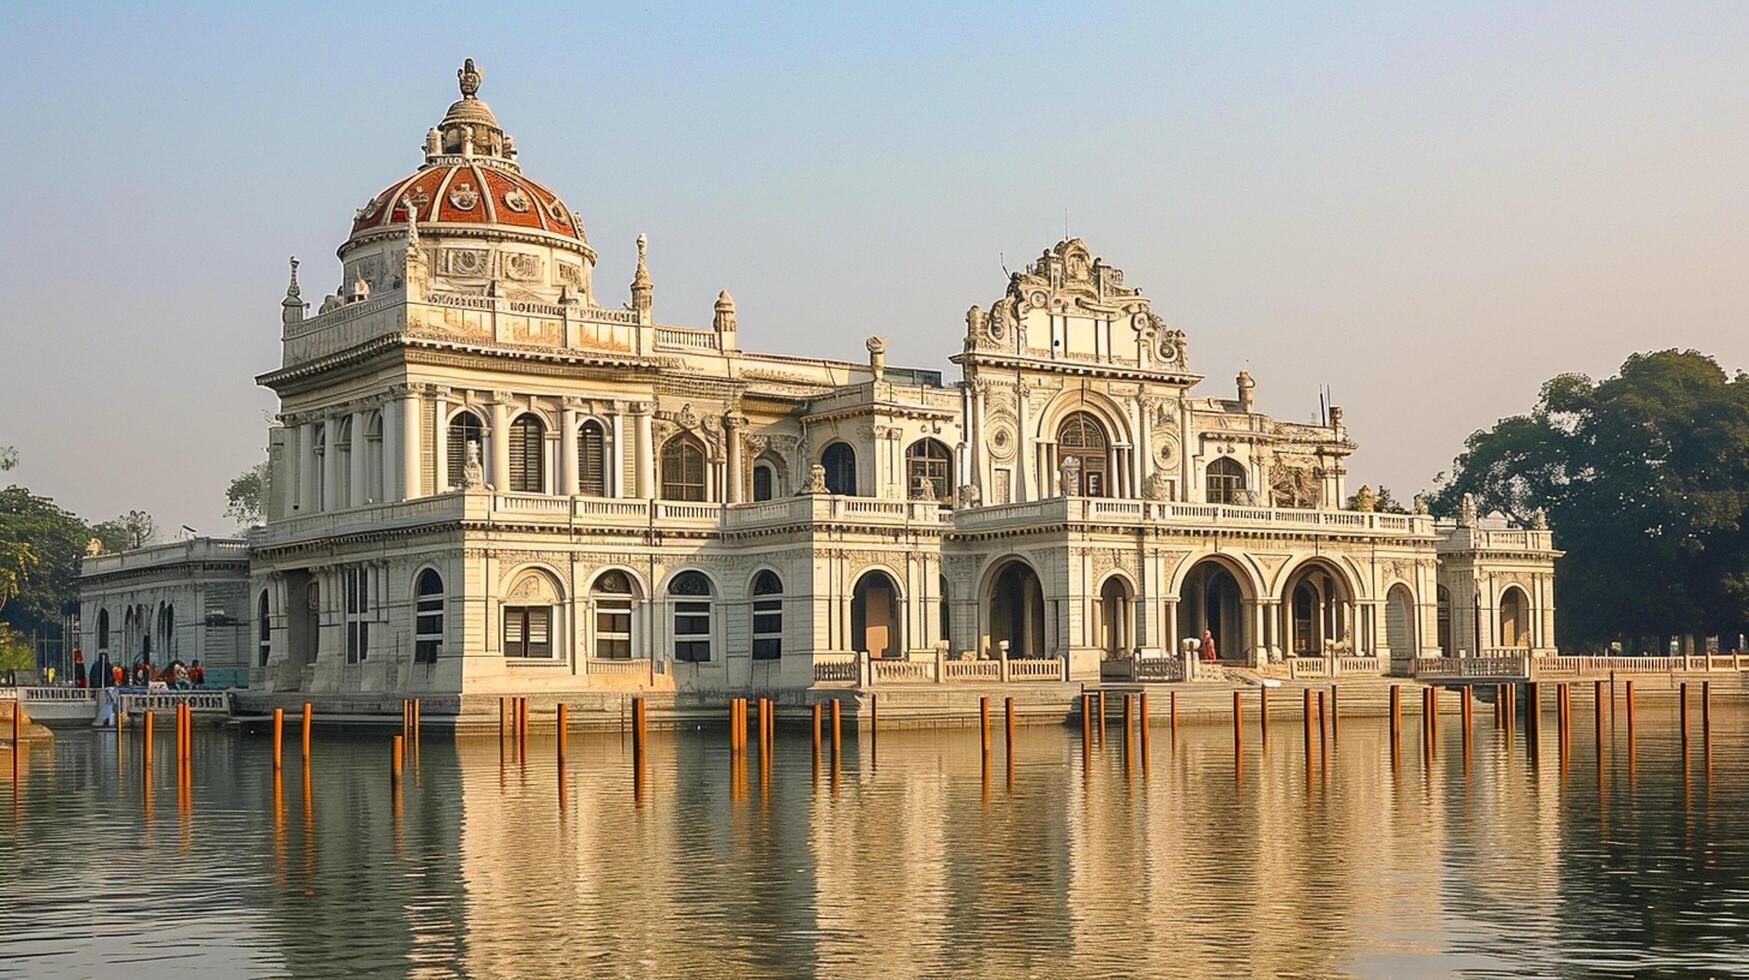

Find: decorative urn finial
<box><xmin>457</xmin><ymin>58</ymin><xmax>483</xmax><ymax>99</ymax></box>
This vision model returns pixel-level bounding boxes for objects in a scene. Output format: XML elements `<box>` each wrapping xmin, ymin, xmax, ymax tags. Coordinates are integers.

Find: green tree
<box><xmin>1433</xmin><ymin>350</ymin><xmax>1749</xmax><ymax>649</ymax></box>
<box><xmin>224</xmin><ymin>459</ymin><xmax>271</xmax><ymax>527</ymax></box>
<box><xmin>0</xmin><ymin>486</ymin><xmax>90</xmax><ymax>637</ymax></box>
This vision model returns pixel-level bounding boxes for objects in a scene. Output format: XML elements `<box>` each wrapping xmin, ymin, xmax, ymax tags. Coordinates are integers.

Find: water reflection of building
<box><xmin>80</xmin><ymin>58</ymin><xmax>1559</xmax><ymax>706</ymax></box>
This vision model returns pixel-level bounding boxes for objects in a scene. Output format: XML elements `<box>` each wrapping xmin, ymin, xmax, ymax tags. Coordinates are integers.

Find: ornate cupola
<box><xmin>334</xmin><ymin>59</ymin><xmax>596</xmax><ymax>307</ymax></box>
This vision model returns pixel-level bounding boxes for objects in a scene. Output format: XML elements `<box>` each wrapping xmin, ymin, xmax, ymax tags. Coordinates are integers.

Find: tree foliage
<box><xmin>0</xmin><ymin>485</ymin><xmax>92</xmax><ymax>637</ymax></box>
<box><xmin>1432</xmin><ymin>350</ymin><xmax>1749</xmax><ymax>648</ymax></box>
<box><xmin>225</xmin><ymin>459</ymin><xmax>271</xmax><ymax>527</ymax></box>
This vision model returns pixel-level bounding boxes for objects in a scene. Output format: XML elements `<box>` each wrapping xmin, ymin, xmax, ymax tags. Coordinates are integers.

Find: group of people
<box><xmin>67</xmin><ymin>649</ymin><xmax>204</xmax><ymax>690</ymax></box>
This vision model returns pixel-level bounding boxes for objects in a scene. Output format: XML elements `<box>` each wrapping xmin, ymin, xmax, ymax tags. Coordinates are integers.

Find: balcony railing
<box><xmin>953</xmin><ymin>497</ymin><xmax>1438</xmax><ymax>537</ymax></box>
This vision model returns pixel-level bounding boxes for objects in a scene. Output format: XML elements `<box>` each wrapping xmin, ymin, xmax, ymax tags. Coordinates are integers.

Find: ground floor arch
<box><xmin>1500</xmin><ymin>585</ymin><xmax>1531</xmax><ymax>648</ymax></box>
<box><xmin>1095</xmin><ymin>574</ymin><xmax>1135</xmax><ymax>660</ymax></box>
<box><xmin>1179</xmin><ymin>557</ymin><xmax>1252</xmax><ymax>662</ymax></box>
<box><xmin>1385</xmin><ymin>583</ymin><xmax>1415</xmax><ymax>658</ymax></box>
<box><xmin>1281</xmin><ymin>559</ymin><xmax>1356</xmax><ymax>656</ymax></box>
<box><xmin>987</xmin><ymin>559</ymin><xmax>1046</xmax><ymax>659</ymax></box>
<box><xmin>851</xmin><ymin>569</ymin><xmax>901</xmax><ymax>659</ymax></box>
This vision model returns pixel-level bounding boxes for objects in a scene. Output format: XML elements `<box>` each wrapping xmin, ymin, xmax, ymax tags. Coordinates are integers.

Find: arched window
<box><xmin>906</xmin><ymin>439</ymin><xmax>953</xmax><ymax>502</ymax></box>
<box><xmin>661</xmin><ymin>435</ymin><xmax>708</xmax><ymax>501</ymax></box>
<box><xmin>593</xmin><ymin>570</ymin><xmax>635</xmax><ymax>659</ymax></box>
<box><xmin>1057</xmin><ymin>412</ymin><xmax>1109</xmax><ymax>497</ymax></box>
<box><xmin>98</xmin><ymin>608</ymin><xmax>110</xmax><ymax>652</ymax></box>
<box><xmin>1436</xmin><ymin>585</ymin><xmax>1453</xmax><ymax>654</ymax></box>
<box><xmin>1206</xmin><ymin>457</ymin><xmax>1246</xmax><ymax>505</ymax></box>
<box><xmin>256</xmin><ymin>592</ymin><xmax>270</xmax><ymax>666</ymax></box>
<box><xmin>752</xmin><ymin>462</ymin><xmax>775</xmax><ymax>501</ymax></box>
<box><xmin>751</xmin><ymin>570</ymin><xmax>783</xmax><ymax>660</ymax></box>
<box><xmin>577</xmin><ymin>420</ymin><xmax>607</xmax><ymax>496</ymax></box>
<box><xmin>503</xmin><ymin>571</ymin><xmax>561</xmax><ymax>660</ymax></box>
<box><xmin>365</xmin><ymin>411</ymin><xmax>385</xmax><ymax>503</ymax></box>
<box><xmin>447</xmin><ymin>411</ymin><xmax>485</xmax><ymax>489</ymax></box>
<box><xmin>414</xmin><ymin>569</ymin><xmax>444</xmax><ymax>664</ymax></box>
<box><xmin>508</xmin><ymin>414</ymin><xmax>546</xmax><ymax>493</ymax></box>
<box><xmin>822</xmin><ymin>442</ymin><xmax>857</xmax><ymax>495</ymax></box>
<box><xmin>335</xmin><ymin>417</ymin><xmax>353</xmax><ymax>508</ymax></box>
<box><xmin>670</xmin><ymin>571</ymin><xmax>714</xmax><ymax>662</ymax></box>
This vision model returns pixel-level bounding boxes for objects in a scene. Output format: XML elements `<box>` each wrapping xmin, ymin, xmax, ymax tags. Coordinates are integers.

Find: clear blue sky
<box><xmin>2</xmin><ymin>2</ymin><xmax>1745</xmax><ymax>533</ymax></box>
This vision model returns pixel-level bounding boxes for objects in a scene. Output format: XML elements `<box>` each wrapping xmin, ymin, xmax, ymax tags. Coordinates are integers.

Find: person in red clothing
<box><xmin>111</xmin><ymin>664</ymin><xmax>124</xmax><ymax>687</ymax></box>
<box><xmin>1201</xmin><ymin>627</ymin><xmax>1217</xmax><ymax>662</ymax></box>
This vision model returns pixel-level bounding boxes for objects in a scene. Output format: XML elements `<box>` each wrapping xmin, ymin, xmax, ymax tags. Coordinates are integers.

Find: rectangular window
<box><xmin>752</xmin><ymin>598</ymin><xmax>782</xmax><ymax>660</ymax></box>
<box><xmin>344</xmin><ymin>566</ymin><xmax>371</xmax><ymax>664</ymax></box>
<box><xmin>415</xmin><ymin>596</ymin><xmax>443</xmax><ymax>665</ymax></box>
<box><xmin>505</xmin><ymin>606</ymin><xmax>553</xmax><ymax>659</ymax></box>
<box><xmin>673</xmin><ymin>600</ymin><xmax>711</xmax><ymax>662</ymax></box>
<box><xmin>595</xmin><ymin>603</ymin><xmax>632</xmax><ymax>659</ymax></box>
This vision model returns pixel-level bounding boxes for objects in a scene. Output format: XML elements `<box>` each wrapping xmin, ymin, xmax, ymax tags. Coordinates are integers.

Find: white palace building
<box><xmin>80</xmin><ymin>61</ymin><xmax>1560</xmax><ymax>701</ymax></box>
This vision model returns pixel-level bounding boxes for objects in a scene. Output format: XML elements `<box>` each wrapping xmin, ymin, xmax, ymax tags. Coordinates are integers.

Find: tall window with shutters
<box><xmin>592</xmin><ymin>570</ymin><xmax>634</xmax><ymax>659</ymax></box>
<box><xmin>503</xmin><ymin>606</ymin><xmax>552</xmax><ymax>659</ymax></box>
<box><xmin>578</xmin><ymin>420</ymin><xmax>607</xmax><ymax>496</ymax></box>
<box><xmin>343</xmin><ymin>565</ymin><xmax>371</xmax><ymax>664</ymax></box>
<box><xmin>508</xmin><ymin>414</ymin><xmax>545</xmax><ymax>493</ymax></box>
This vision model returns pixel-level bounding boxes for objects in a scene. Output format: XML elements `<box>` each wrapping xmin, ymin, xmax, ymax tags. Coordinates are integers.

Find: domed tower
<box><xmin>335</xmin><ymin>58</ymin><xmax>596</xmax><ymax>308</ymax></box>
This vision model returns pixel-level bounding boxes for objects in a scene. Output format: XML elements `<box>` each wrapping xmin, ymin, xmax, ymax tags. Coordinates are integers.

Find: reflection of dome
<box><xmin>341</xmin><ymin>57</ymin><xmax>588</xmax><ymax>256</ymax></box>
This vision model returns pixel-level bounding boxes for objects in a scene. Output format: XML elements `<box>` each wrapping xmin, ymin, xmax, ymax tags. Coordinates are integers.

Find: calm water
<box><xmin>3</xmin><ymin>701</ymin><xmax>1748</xmax><ymax>978</ymax></box>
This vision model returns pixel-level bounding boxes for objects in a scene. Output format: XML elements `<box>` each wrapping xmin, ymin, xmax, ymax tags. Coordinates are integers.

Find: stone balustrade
<box><xmin>953</xmin><ymin>497</ymin><xmax>1438</xmax><ymax>539</ymax></box>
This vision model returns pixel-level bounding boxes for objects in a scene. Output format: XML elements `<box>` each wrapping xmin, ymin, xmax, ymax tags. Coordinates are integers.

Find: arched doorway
<box><xmin>988</xmin><ymin>559</ymin><xmax>1046</xmax><ymax>659</ymax></box>
<box><xmin>1282</xmin><ymin>559</ymin><xmax>1354</xmax><ymax>657</ymax></box>
<box><xmin>1499</xmin><ymin>586</ymin><xmax>1531</xmax><ymax>649</ymax></box>
<box><xmin>1097</xmin><ymin>576</ymin><xmax>1134</xmax><ymax>661</ymax></box>
<box><xmin>1385</xmin><ymin>584</ymin><xmax>1415</xmax><ymax>659</ymax></box>
<box><xmin>822</xmin><ymin>442</ymin><xmax>857</xmax><ymax>496</ymax></box>
<box><xmin>1056</xmin><ymin>412</ymin><xmax>1108</xmax><ymax>497</ymax></box>
<box><xmin>1181</xmin><ymin>558</ymin><xmax>1249</xmax><ymax>661</ymax></box>
<box><xmin>851</xmin><ymin>570</ymin><xmax>900</xmax><ymax>659</ymax></box>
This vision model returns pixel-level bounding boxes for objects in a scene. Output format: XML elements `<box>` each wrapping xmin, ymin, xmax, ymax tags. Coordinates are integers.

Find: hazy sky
<box><xmin>2</xmin><ymin>2</ymin><xmax>1745</xmax><ymax>535</ymax></box>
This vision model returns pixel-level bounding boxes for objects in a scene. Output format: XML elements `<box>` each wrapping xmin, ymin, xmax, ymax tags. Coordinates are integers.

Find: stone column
<box><xmin>725</xmin><ymin>415</ymin><xmax>744</xmax><ymax>503</ymax></box>
<box><xmin>560</xmin><ymin>401</ymin><xmax>580</xmax><ymax>496</ymax></box>
<box><xmin>634</xmin><ymin>403</ymin><xmax>654</xmax><ymax>498</ymax></box>
<box><xmin>972</xmin><ymin>382</ymin><xmax>988</xmax><ymax>496</ymax></box>
<box><xmin>321</xmin><ymin>414</ymin><xmax>340</xmax><ymax>512</ymax></box>
<box><xmin>297</xmin><ymin>420</ymin><xmax>317</xmax><ymax>513</ymax></box>
<box><xmin>489</xmin><ymin>393</ymin><xmax>511</xmax><ymax>492</ymax></box>
<box><xmin>432</xmin><ymin>387</ymin><xmax>451</xmax><ymax>492</ymax></box>
<box><xmin>1015</xmin><ymin>384</ymin><xmax>1031</xmax><ymax>502</ymax></box>
<box><xmin>349</xmin><ymin>407</ymin><xmax>368</xmax><ymax>507</ymax></box>
<box><xmin>399</xmin><ymin>385</ymin><xmax>422</xmax><ymax>500</ymax></box>
<box><xmin>608</xmin><ymin>405</ymin><xmax>624</xmax><ymax>497</ymax></box>
<box><xmin>383</xmin><ymin>397</ymin><xmax>401</xmax><ymax>502</ymax></box>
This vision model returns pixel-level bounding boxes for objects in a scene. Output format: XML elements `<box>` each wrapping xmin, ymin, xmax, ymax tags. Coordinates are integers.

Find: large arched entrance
<box><xmin>1385</xmin><ymin>583</ymin><xmax>1415</xmax><ymax>659</ymax></box>
<box><xmin>1097</xmin><ymin>576</ymin><xmax>1134</xmax><ymax>661</ymax></box>
<box><xmin>1281</xmin><ymin>559</ymin><xmax>1354</xmax><ymax>657</ymax></box>
<box><xmin>1180</xmin><ymin>557</ymin><xmax>1250</xmax><ymax>662</ymax></box>
<box><xmin>988</xmin><ymin>559</ymin><xmax>1046</xmax><ymax>659</ymax></box>
<box><xmin>851</xmin><ymin>570</ymin><xmax>900</xmax><ymax>659</ymax></box>
<box><xmin>1499</xmin><ymin>586</ymin><xmax>1531</xmax><ymax>648</ymax></box>
<box><xmin>1056</xmin><ymin>412</ymin><xmax>1109</xmax><ymax>497</ymax></box>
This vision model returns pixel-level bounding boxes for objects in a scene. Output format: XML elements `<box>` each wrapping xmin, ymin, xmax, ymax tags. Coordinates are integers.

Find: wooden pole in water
<box><xmin>1390</xmin><ymin>684</ymin><xmax>1401</xmax><ymax>757</ymax></box>
<box><xmin>301</xmin><ymin>702</ymin><xmax>312</xmax><ymax>760</ymax></box>
<box><xmin>1259</xmin><ymin>685</ymin><xmax>1269</xmax><ymax>746</ymax></box>
<box><xmin>390</xmin><ymin>735</ymin><xmax>403</xmax><ymax>785</ymax></box>
<box><xmin>1329</xmin><ymin>684</ymin><xmax>1340</xmax><ymax>743</ymax></box>
<box><xmin>1526</xmin><ymin>682</ymin><xmax>1538</xmax><ymax>743</ymax></box>
<box><xmin>557</xmin><ymin>703</ymin><xmax>568</xmax><ymax>764</ymax></box>
<box><xmin>1303</xmin><ymin>688</ymin><xmax>1314</xmax><ymax>747</ymax></box>
<box><xmin>1625</xmin><ymin>680</ymin><xmax>1635</xmax><ymax>736</ymax></box>
<box><xmin>869</xmin><ymin>693</ymin><xmax>878</xmax><ymax>748</ymax></box>
<box><xmin>830</xmin><ymin>698</ymin><xmax>842</xmax><ymax>757</ymax></box>
<box><xmin>1123</xmin><ymin>693</ymin><xmax>1134</xmax><ymax>752</ymax></box>
<box><xmin>810</xmin><ymin>702</ymin><xmax>821</xmax><ymax>755</ymax></box>
<box><xmin>1081</xmin><ymin>694</ymin><xmax>1093</xmax><ymax>747</ymax></box>
<box><xmin>1005</xmin><ymin>696</ymin><xmax>1016</xmax><ymax>755</ymax></box>
<box><xmin>1702</xmin><ymin>680</ymin><xmax>1712</xmax><ymax>741</ymax></box>
<box><xmin>1169</xmin><ymin>690</ymin><xmax>1178</xmax><ymax>744</ymax></box>
<box><xmin>633</xmin><ymin>697</ymin><xmax>647</xmax><ymax>755</ymax></box>
<box><xmin>1232</xmin><ymin>690</ymin><xmax>1243</xmax><ymax>758</ymax></box>
<box><xmin>273</xmin><ymin>707</ymin><xmax>284</xmax><ymax>772</ymax></box>
<box><xmin>1680</xmin><ymin>682</ymin><xmax>1689</xmax><ymax>752</ymax></box>
<box><xmin>1097</xmin><ymin>690</ymin><xmax>1107</xmax><ymax>743</ymax></box>
<box><xmin>981</xmin><ymin>696</ymin><xmax>991</xmax><ymax>756</ymax></box>
<box><xmin>1317</xmin><ymin>689</ymin><xmax>1327</xmax><ymax>740</ymax></box>
<box><xmin>413</xmin><ymin>698</ymin><xmax>421</xmax><ymax>740</ymax></box>
<box><xmin>142</xmin><ymin>708</ymin><xmax>153</xmax><ymax>767</ymax></box>
<box><xmin>500</xmin><ymin>697</ymin><xmax>508</xmax><ymax>739</ymax></box>
<box><xmin>1136</xmin><ymin>693</ymin><xmax>1148</xmax><ymax>761</ymax></box>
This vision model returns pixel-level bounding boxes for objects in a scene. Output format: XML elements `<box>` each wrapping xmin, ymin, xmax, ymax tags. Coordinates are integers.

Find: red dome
<box><xmin>348</xmin><ymin>162</ymin><xmax>583</xmax><ymax>244</ymax></box>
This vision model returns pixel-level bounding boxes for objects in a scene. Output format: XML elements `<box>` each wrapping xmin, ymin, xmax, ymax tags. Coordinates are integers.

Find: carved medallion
<box><xmin>448</xmin><ymin>181</ymin><xmax>480</xmax><ymax>211</ymax></box>
<box><xmin>503</xmin><ymin>188</ymin><xmax>531</xmax><ymax>213</ymax></box>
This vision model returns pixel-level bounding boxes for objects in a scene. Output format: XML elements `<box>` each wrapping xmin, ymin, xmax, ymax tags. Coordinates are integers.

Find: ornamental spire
<box><xmin>281</xmin><ymin>256</ymin><xmax>307</xmax><ymax>326</ymax></box>
<box><xmin>629</xmin><ymin>233</ymin><xmax>653</xmax><ymax>312</ymax></box>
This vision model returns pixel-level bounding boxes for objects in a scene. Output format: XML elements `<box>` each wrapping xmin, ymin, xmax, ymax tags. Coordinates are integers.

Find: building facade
<box><xmin>77</xmin><ymin>538</ymin><xmax>253</xmax><ymax>687</ymax></box>
<box><xmin>100</xmin><ymin>61</ymin><xmax>1561</xmax><ymax>697</ymax></box>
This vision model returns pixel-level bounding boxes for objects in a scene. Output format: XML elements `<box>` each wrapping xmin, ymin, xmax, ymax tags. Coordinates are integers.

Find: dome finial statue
<box><xmin>458</xmin><ymin>58</ymin><xmax>483</xmax><ymax>99</ymax></box>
